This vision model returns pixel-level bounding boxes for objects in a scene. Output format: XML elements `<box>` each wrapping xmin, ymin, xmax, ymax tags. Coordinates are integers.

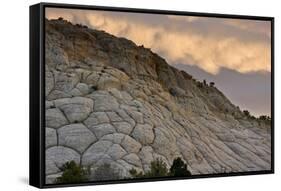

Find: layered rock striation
<box><xmin>45</xmin><ymin>19</ymin><xmax>271</xmax><ymax>183</ymax></box>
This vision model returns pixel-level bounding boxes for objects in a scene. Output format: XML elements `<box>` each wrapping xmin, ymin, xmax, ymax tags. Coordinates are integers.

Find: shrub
<box><xmin>90</xmin><ymin>85</ymin><xmax>98</xmax><ymax>91</ymax></box>
<box><xmin>259</xmin><ymin>115</ymin><xmax>271</xmax><ymax>121</ymax></box>
<box><xmin>197</xmin><ymin>82</ymin><xmax>203</xmax><ymax>88</ymax></box>
<box><xmin>210</xmin><ymin>82</ymin><xmax>215</xmax><ymax>87</ymax></box>
<box><xmin>203</xmin><ymin>79</ymin><xmax>207</xmax><ymax>86</ymax></box>
<box><xmin>243</xmin><ymin>110</ymin><xmax>250</xmax><ymax>117</ymax></box>
<box><xmin>259</xmin><ymin>115</ymin><xmax>267</xmax><ymax>120</ymax></box>
<box><xmin>129</xmin><ymin>168</ymin><xmax>144</xmax><ymax>178</ymax></box>
<box><xmin>91</xmin><ymin>163</ymin><xmax>122</xmax><ymax>181</ymax></box>
<box><xmin>130</xmin><ymin>158</ymin><xmax>168</xmax><ymax>178</ymax></box>
<box><xmin>250</xmin><ymin>115</ymin><xmax>256</xmax><ymax>120</ymax></box>
<box><xmin>55</xmin><ymin>161</ymin><xmax>90</xmax><ymax>184</ymax></box>
<box><xmin>130</xmin><ymin>157</ymin><xmax>192</xmax><ymax>178</ymax></box>
<box><xmin>258</xmin><ymin>115</ymin><xmax>271</xmax><ymax>124</ymax></box>
<box><xmin>148</xmin><ymin>158</ymin><xmax>169</xmax><ymax>177</ymax></box>
<box><xmin>169</xmin><ymin>157</ymin><xmax>191</xmax><ymax>177</ymax></box>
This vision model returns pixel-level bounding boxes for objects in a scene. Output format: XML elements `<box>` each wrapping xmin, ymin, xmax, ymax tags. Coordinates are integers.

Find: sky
<box><xmin>46</xmin><ymin>8</ymin><xmax>271</xmax><ymax>117</ymax></box>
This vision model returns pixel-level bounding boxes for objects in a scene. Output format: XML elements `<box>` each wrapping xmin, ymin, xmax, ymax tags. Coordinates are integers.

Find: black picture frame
<box><xmin>30</xmin><ymin>2</ymin><xmax>275</xmax><ymax>188</ymax></box>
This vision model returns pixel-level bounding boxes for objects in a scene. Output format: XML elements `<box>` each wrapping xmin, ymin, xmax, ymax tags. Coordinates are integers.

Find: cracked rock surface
<box><xmin>45</xmin><ymin>19</ymin><xmax>271</xmax><ymax>183</ymax></box>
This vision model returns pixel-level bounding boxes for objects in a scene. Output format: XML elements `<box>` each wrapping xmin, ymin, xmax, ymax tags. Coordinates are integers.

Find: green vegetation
<box><xmin>55</xmin><ymin>161</ymin><xmax>90</xmax><ymax>184</ymax></box>
<box><xmin>203</xmin><ymin>79</ymin><xmax>207</xmax><ymax>86</ymax></box>
<box><xmin>243</xmin><ymin>110</ymin><xmax>257</xmax><ymax>120</ymax></box>
<box><xmin>75</xmin><ymin>23</ymin><xmax>88</xmax><ymax>28</ymax></box>
<box><xmin>55</xmin><ymin>161</ymin><xmax>122</xmax><ymax>183</ymax></box>
<box><xmin>243</xmin><ymin>110</ymin><xmax>250</xmax><ymax>117</ymax></box>
<box><xmin>242</xmin><ymin>110</ymin><xmax>271</xmax><ymax>125</ymax></box>
<box><xmin>258</xmin><ymin>115</ymin><xmax>271</xmax><ymax>121</ymax></box>
<box><xmin>130</xmin><ymin>157</ymin><xmax>191</xmax><ymax>178</ymax></box>
<box><xmin>55</xmin><ymin>158</ymin><xmax>192</xmax><ymax>183</ymax></box>
<box><xmin>196</xmin><ymin>81</ymin><xmax>203</xmax><ymax>88</ymax></box>
<box><xmin>130</xmin><ymin>158</ymin><xmax>168</xmax><ymax>178</ymax></box>
<box><xmin>258</xmin><ymin>115</ymin><xmax>271</xmax><ymax>124</ymax></box>
<box><xmin>169</xmin><ymin>157</ymin><xmax>191</xmax><ymax>177</ymax></box>
<box><xmin>91</xmin><ymin>163</ymin><xmax>122</xmax><ymax>181</ymax></box>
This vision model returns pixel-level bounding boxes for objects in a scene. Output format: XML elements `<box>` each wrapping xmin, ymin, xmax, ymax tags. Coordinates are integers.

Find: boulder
<box><xmin>112</xmin><ymin>121</ymin><xmax>133</xmax><ymax>134</ymax></box>
<box><xmin>69</xmin><ymin>88</ymin><xmax>82</xmax><ymax>96</ymax></box>
<box><xmin>46</xmin><ymin>128</ymin><xmax>57</xmax><ymax>148</ymax></box>
<box><xmin>88</xmin><ymin>123</ymin><xmax>116</xmax><ymax>139</ymax></box>
<box><xmin>45</xmin><ymin>101</ymin><xmax>54</xmax><ymax>109</ymax></box>
<box><xmin>97</xmin><ymin>73</ymin><xmax>121</xmax><ymax>90</ymax></box>
<box><xmin>123</xmin><ymin>153</ymin><xmax>142</xmax><ymax>167</ymax></box>
<box><xmin>132</xmin><ymin>124</ymin><xmax>154</xmax><ymax>145</ymax></box>
<box><xmin>87</xmin><ymin>91</ymin><xmax>119</xmax><ymax>111</ymax></box>
<box><xmin>121</xmin><ymin>135</ymin><xmax>142</xmax><ymax>153</ymax></box>
<box><xmin>82</xmin><ymin>141</ymin><xmax>113</xmax><ymax>166</ymax></box>
<box><xmin>54</xmin><ymin>97</ymin><xmax>94</xmax><ymax>123</ymax></box>
<box><xmin>47</xmin><ymin>90</ymin><xmax>72</xmax><ymax>100</ymax></box>
<box><xmin>100</xmin><ymin>133</ymin><xmax>125</xmax><ymax>144</ymax></box>
<box><xmin>76</xmin><ymin>83</ymin><xmax>89</xmax><ymax>94</ymax></box>
<box><xmin>84</xmin><ymin>112</ymin><xmax>110</xmax><ymax>127</ymax></box>
<box><xmin>46</xmin><ymin>108</ymin><xmax>68</xmax><ymax>128</ymax></box>
<box><xmin>152</xmin><ymin>127</ymin><xmax>179</xmax><ymax>163</ymax></box>
<box><xmin>138</xmin><ymin>146</ymin><xmax>154</xmax><ymax>172</ymax></box>
<box><xmin>53</xmin><ymin>72</ymin><xmax>79</xmax><ymax>93</ymax></box>
<box><xmin>106</xmin><ymin>144</ymin><xmax>127</xmax><ymax>160</ymax></box>
<box><xmin>58</xmin><ymin>123</ymin><xmax>97</xmax><ymax>153</ymax></box>
<box><xmin>46</xmin><ymin>146</ymin><xmax>80</xmax><ymax>175</ymax></box>
<box><xmin>106</xmin><ymin>111</ymin><xmax>123</xmax><ymax>122</ymax></box>
<box><xmin>45</xmin><ymin>71</ymin><xmax>54</xmax><ymax>96</ymax></box>
<box><xmin>46</xmin><ymin>172</ymin><xmax>62</xmax><ymax>184</ymax></box>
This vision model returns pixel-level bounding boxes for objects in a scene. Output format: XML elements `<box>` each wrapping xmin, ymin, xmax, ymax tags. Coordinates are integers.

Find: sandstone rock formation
<box><xmin>45</xmin><ymin>19</ymin><xmax>271</xmax><ymax>183</ymax></box>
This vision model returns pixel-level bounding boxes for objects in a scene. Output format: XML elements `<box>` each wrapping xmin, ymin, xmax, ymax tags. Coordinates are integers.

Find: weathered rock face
<box><xmin>45</xmin><ymin>19</ymin><xmax>271</xmax><ymax>183</ymax></box>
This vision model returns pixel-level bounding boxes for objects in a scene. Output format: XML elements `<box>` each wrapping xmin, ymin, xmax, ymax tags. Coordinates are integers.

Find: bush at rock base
<box><xmin>130</xmin><ymin>158</ymin><xmax>168</xmax><ymax>178</ymax></box>
<box><xmin>90</xmin><ymin>163</ymin><xmax>122</xmax><ymax>181</ymax></box>
<box><xmin>55</xmin><ymin>161</ymin><xmax>90</xmax><ymax>183</ymax></box>
<box><xmin>169</xmin><ymin>157</ymin><xmax>191</xmax><ymax>177</ymax></box>
<box><xmin>55</xmin><ymin>161</ymin><xmax>123</xmax><ymax>183</ymax></box>
<box><xmin>130</xmin><ymin>157</ymin><xmax>191</xmax><ymax>178</ymax></box>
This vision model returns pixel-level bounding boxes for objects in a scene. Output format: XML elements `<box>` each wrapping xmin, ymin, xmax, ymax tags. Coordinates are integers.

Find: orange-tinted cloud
<box><xmin>46</xmin><ymin>8</ymin><xmax>271</xmax><ymax>75</ymax></box>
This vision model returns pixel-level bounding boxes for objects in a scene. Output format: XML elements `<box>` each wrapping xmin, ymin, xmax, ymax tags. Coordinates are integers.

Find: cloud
<box><xmin>167</xmin><ymin>15</ymin><xmax>200</xmax><ymax>22</ymax></box>
<box><xmin>46</xmin><ymin>8</ymin><xmax>271</xmax><ymax>75</ymax></box>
